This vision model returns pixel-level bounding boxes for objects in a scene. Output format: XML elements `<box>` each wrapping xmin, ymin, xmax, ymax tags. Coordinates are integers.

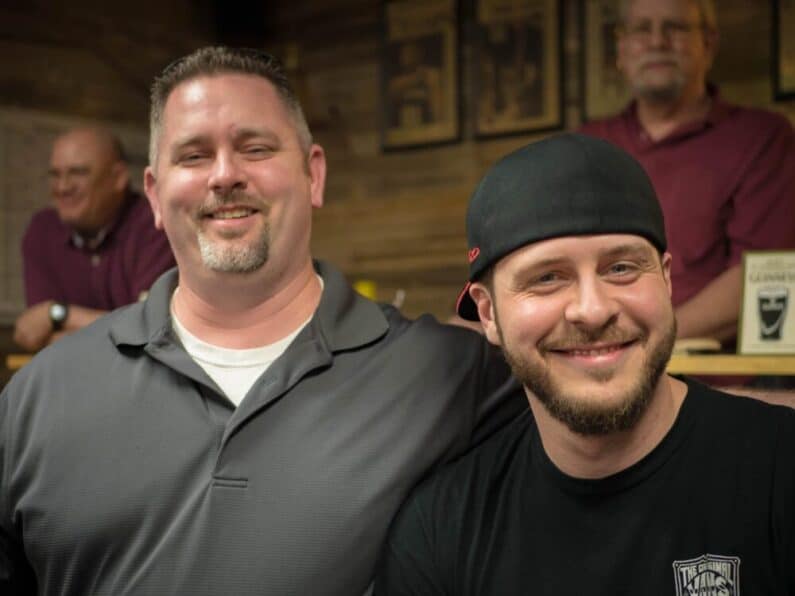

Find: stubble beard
<box><xmin>498</xmin><ymin>313</ymin><xmax>677</xmax><ymax>436</ymax></box>
<box><xmin>631</xmin><ymin>56</ymin><xmax>686</xmax><ymax>104</ymax></box>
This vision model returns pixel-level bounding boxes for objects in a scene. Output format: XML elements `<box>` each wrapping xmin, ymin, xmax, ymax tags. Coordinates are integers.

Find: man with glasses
<box><xmin>581</xmin><ymin>0</ymin><xmax>795</xmax><ymax>350</ymax></box>
<box><xmin>13</xmin><ymin>127</ymin><xmax>175</xmax><ymax>351</ymax></box>
<box><xmin>0</xmin><ymin>47</ymin><xmax>524</xmax><ymax>595</ymax></box>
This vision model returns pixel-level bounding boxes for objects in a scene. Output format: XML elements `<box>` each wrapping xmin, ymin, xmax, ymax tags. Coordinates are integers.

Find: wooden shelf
<box><xmin>667</xmin><ymin>354</ymin><xmax>795</xmax><ymax>375</ymax></box>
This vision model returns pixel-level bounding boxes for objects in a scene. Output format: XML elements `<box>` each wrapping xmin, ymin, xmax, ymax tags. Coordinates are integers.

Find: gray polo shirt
<box><xmin>1</xmin><ymin>260</ymin><xmax>525</xmax><ymax>595</ymax></box>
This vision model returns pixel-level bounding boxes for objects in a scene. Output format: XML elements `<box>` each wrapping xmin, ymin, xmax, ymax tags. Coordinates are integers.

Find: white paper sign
<box><xmin>739</xmin><ymin>251</ymin><xmax>795</xmax><ymax>354</ymax></box>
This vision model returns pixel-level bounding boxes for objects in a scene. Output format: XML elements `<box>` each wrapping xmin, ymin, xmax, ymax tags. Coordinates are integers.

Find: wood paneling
<box><xmin>0</xmin><ymin>0</ymin><xmax>792</xmax><ymax>322</ymax></box>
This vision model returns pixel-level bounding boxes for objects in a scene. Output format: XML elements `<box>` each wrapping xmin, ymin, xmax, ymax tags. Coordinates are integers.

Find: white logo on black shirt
<box><xmin>673</xmin><ymin>554</ymin><xmax>740</xmax><ymax>596</ymax></box>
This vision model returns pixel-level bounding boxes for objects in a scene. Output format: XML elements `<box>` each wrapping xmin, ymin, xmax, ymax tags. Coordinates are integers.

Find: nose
<box><xmin>208</xmin><ymin>151</ymin><xmax>247</xmax><ymax>196</ymax></box>
<box><xmin>51</xmin><ymin>173</ymin><xmax>73</xmax><ymax>196</ymax></box>
<box><xmin>563</xmin><ymin>277</ymin><xmax>619</xmax><ymax>331</ymax></box>
<box><xmin>648</xmin><ymin>23</ymin><xmax>673</xmax><ymax>48</ymax></box>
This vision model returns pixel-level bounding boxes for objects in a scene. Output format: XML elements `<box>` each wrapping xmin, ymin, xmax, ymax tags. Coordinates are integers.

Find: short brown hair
<box><xmin>148</xmin><ymin>46</ymin><xmax>312</xmax><ymax>167</ymax></box>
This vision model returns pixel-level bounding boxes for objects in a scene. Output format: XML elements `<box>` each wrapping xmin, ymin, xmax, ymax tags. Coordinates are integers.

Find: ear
<box><xmin>470</xmin><ymin>282</ymin><xmax>501</xmax><ymax>346</ymax></box>
<box><xmin>615</xmin><ymin>31</ymin><xmax>629</xmax><ymax>76</ymax></box>
<box><xmin>307</xmin><ymin>144</ymin><xmax>326</xmax><ymax>209</ymax></box>
<box><xmin>703</xmin><ymin>27</ymin><xmax>719</xmax><ymax>69</ymax></box>
<box><xmin>111</xmin><ymin>161</ymin><xmax>130</xmax><ymax>194</ymax></box>
<box><xmin>661</xmin><ymin>251</ymin><xmax>673</xmax><ymax>298</ymax></box>
<box><xmin>143</xmin><ymin>167</ymin><xmax>164</xmax><ymax>230</ymax></box>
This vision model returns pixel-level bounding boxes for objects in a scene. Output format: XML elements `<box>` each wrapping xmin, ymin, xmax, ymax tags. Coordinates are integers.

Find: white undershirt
<box><xmin>171</xmin><ymin>279</ymin><xmax>321</xmax><ymax>406</ymax></box>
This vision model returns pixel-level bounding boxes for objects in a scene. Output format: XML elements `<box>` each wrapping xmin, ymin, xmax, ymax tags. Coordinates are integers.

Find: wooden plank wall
<box><xmin>0</xmin><ymin>0</ymin><xmax>792</xmax><ymax>323</ymax></box>
<box><xmin>260</xmin><ymin>0</ymin><xmax>795</xmax><ymax>320</ymax></box>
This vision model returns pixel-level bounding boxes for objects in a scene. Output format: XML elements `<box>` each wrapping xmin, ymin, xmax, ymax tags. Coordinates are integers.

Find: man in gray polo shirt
<box><xmin>0</xmin><ymin>47</ymin><xmax>525</xmax><ymax>595</ymax></box>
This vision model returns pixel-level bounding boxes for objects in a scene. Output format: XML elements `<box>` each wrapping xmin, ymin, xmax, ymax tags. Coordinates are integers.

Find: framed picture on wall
<box><xmin>381</xmin><ymin>0</ymin><xmax>460</xmax><ymax>150</ymax></box>
<box><xmin>472</xmin><ymin>0</ymin><xmax>563</xmax><ymax>137</ymax></box>
<box><xmin>773</xmin><ymin>0</ymin><xmax>795</xmax><ymax>100</ymax></box>
<box><xmin>580</xmin><ymin>0</ymin><xmax>631</xmax><ymax>122</ymax></box>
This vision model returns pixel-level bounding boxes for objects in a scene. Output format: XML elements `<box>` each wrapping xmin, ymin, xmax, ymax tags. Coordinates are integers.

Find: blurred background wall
<box><xmin>0</xmin><ymin>0</ymin><xmax>792</xmax><ymax>336</ymax></box>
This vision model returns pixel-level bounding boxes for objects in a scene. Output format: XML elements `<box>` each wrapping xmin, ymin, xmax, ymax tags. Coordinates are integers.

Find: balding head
<box><xmin>49</xmin><ymin>127</ymin><xmax>130</xmax><ymax>236</ymax></box>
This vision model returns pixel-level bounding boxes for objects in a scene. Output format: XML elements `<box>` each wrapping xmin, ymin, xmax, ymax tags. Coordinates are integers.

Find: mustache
<box><xmin>198</xmin><ymin>191</ymin><xmax>270</xmax><ymax>217</ymax></box>
<box><xmin>540</xmin><ymin>325</ymin><xmax>642</xmax><ymax>352</ymax></box>
<box><xmin>637</xmin><ymin>53</ymin><xmax>680</xmax><ymax>68</ymax></box>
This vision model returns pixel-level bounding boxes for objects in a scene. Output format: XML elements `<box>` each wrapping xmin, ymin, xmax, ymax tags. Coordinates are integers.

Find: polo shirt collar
<box><xmin>622</xmin><ymin>83</ymin><xmax>729</xmax><ymax>145</ymax></box>
<box><xmin>64</xmin><ymin>190</ymin><xmax>139</xmax><ymax>251</ymax></box>
<box><xmin>108</xmin><ymin>260</ymin><xmax>390</xmax><ymax>353</ymax></box>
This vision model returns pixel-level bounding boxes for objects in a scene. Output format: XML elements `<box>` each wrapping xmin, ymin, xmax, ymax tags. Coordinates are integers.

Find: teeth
<box><xmin>570</xmin><ymin>346</ymin><xmax>620</xmax><ymax>357</ymax></box>
<box><xmin>212</xmin><ymin>209</ymin><xmax>252</xmax><ymax>220</ymax></box>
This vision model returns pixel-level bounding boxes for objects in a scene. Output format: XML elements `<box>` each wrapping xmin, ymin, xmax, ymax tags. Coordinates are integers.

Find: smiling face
<box><xmin>471</xmin><ymin>234</ymin><xmax>676</xmax><ymax>435</ymax></box>
<box><xmin>616</xmin><ymin>0</ymin><xmax>716</xmax><ymax>103</ymax></box>
<box><xmin>48</xmin><ymin>129</ymin><xmax>128</xmax><ymax>236</ymax></box>
<box><xmin>144</xmin><ymin>73</ymin><xmax>325</xmax><ymax>288</ymax></box>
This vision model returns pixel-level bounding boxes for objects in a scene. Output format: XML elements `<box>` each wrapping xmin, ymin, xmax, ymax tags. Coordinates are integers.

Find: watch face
<box><xmin>50</xmin><ymin>303</ymin><xmax>67</xmax><ymax>322</ymax></box>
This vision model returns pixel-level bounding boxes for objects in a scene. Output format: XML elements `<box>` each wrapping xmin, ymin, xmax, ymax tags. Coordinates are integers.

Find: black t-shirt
<box><xmin>375</xmin><ymin>379</ymin><xmax>795</xmax><ymax>595</ymax></box>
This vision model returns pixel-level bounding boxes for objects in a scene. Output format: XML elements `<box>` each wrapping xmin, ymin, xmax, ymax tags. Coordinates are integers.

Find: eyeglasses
<box><xmin>618</xmin><ymin>19</ymin><xmax>704</xmax><ymax>44</ymax></box>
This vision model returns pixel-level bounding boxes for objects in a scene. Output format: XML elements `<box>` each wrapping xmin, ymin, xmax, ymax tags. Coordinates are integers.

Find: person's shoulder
<box><xmin>21</xmin><ymin>208</ymin><xmax>66</xmax><ymax>254</ymax></box>
<box><xmin>123</xmin><ymin>192</ymin><xmax>159</xmax><ymax>227</ymax></box>
<box><xmin>687</xmin><ymin>378</ymin><xmax>795</xmax><ymax>436</ymax></box>
<box><xmin>578</xmin><ymin>111</ymin><xmax>626</xmax><ymax>137</ymax></box>
<box><xmin>24</xmin><ymin>207</ymin><xmax>62</xmax><ymax>233</ymax></box>
<box><xmin>2</xmin><ymin>312</ymin><xmax>128</xmax><ymax>415</ymax></box>
<box><xmin>721</xmin><ymin>103</ymin><xmax>794</xmax><ymax>137</ymax></box>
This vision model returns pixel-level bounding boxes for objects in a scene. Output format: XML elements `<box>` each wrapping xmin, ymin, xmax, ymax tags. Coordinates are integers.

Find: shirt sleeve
<box><xmin>21</xmin><ymin>217</ymin><xmax>60</xmax><ymax>306</ymax></box>
<box><xmin>726</xmin><ymin>116</ymin><xmax>795</xmax><ymax>265</ymax></box>
<box><xmin>374</xmin><ymin>497</ymin><xmax>447</xmax><ymax>596</ymax></box>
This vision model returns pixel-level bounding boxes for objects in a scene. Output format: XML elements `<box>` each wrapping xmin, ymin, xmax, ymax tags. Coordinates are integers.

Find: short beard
<box><xmin>196</xmin><ymin>191</ymin><xmax>270</xmax><ymax>274</ymax></box>
<box><xmin>631</xmin><ymin>64</ymin><xmax>686</xmax><ymax>104</ymax></box>
<box><xmin>499</xmin><ymin>314</ymin><xmax>676</xmax><ymax>436</ymax></box>
<box><xmin>634</xmin><ymin>80</ymin><xmax>684</xmax><ymax>104</ymax></box>
<box><xmin>197</xmin><ymin>223</ymin><xmax>270</xmax><ymax>274</ymax></box>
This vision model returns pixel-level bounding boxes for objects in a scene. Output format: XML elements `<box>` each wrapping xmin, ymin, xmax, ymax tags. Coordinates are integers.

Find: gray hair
<box><xmin>148</xmin><ymin>46</ymin><xmax>312</xmax><ymax>167</ymax></box>
<box><xmin>618</xmin><ymin>0</ymin><xmax>717</xmax><ymax>31</ymax></box>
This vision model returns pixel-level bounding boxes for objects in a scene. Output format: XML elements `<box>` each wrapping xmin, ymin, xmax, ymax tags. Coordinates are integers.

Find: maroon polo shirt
<box><xmin>22</xmin><ymin>192</ymin><xmax>175</xmax><ymax>309</ymax></box>
<box><xmin>580</xmin><ymin>88</ymin><xmax>795</xmax><ymax>307</ymax></box>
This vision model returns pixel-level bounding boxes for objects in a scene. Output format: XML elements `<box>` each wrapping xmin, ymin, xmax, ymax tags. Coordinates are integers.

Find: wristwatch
<box><xmin>49</xmin><ymin>302</ymin><xmax>69</xmax><ymax>331</ymax></box>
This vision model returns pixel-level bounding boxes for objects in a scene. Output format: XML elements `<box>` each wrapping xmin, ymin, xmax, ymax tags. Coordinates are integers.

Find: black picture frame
<box><xmin>380</xmin><ymin>0</ymin><xmax>461</xmax><ymax>150</ymax></box>
<box><xmin>471</xmin><ymin>0</ymin><xmax>564</xmax><ymax>138</ymax></box>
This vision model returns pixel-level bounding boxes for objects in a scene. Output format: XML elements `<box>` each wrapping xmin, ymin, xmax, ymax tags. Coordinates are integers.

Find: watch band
<box><xmin>49</xmin><ymin>302</ymin><xmax>69</xmax><ymax>331</ymax></box>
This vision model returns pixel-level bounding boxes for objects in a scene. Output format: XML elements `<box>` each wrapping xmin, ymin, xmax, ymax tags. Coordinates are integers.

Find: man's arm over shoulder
<box><xmin>0</xmin><ymin>384</ymin><xmax>38</xmax><ymax>594</ymax></box>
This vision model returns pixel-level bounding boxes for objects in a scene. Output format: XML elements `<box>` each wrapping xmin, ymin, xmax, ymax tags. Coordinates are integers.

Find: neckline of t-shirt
<box><xmin>529</xmin><ymin>378</ymin><xmax>700</xmax><ymax>497</ymax></box>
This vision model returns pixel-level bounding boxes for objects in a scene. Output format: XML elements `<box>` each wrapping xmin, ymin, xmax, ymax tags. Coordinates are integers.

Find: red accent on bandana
<box><xmin>468</xmin><ymin>247</ymin><xmax>480</xmax><ymax>263</ymax></box>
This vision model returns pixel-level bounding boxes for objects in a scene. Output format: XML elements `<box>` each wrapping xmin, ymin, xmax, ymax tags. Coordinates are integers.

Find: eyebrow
<box><xmin>168</xmin><ymin>128</ymin><xmax>282</xmax><ymax>158</ymax></box>
<box><xmin>597</xmin><ymin>242</ymin><xmax>656</xmax><ymax>260</ymax></box>
<box><xmin>234</xmin><ymin>127</ymin><xmax>281</xmax><ymax>144</ymax></box>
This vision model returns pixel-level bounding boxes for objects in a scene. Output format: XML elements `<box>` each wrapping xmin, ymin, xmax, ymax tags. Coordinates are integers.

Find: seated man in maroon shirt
<box><xmin>580</xmin><ymin>0</ymin><xmax>795</xmax><ymax>346</ymax></box>
<box><xmin>13</xmin><ymin>127</ymin><xmax>175</xmax><ymax>351</ymax></box>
